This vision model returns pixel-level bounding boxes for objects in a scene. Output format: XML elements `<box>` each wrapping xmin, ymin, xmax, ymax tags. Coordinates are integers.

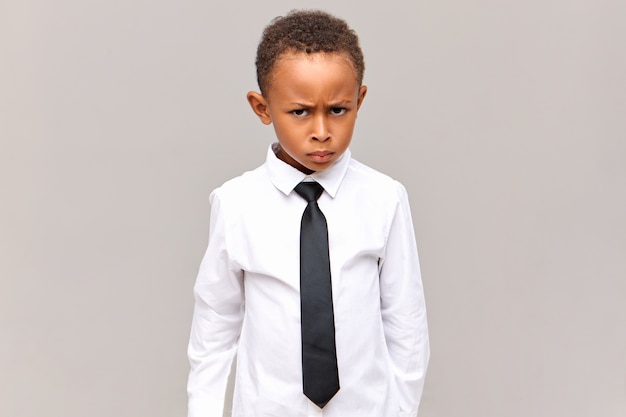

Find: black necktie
<box><xmin>294</xmin><ymin>181</ymin><xmax>340</xmax><ymax>408</ymax></box>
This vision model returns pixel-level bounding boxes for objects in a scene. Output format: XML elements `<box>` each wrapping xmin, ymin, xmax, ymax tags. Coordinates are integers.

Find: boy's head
<box><xmin>247</xmin><ymin>10</ymin><xmax>368</xmax><ymax>175</ymax></box>
<box><xmin>254</xmin><ymin>10</ymin><xmax>365</xmax><ymax>96</ymax></box>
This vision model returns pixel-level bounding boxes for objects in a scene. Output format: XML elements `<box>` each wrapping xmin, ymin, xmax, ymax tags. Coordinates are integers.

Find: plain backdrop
<box><xmin>1</xmin><ymin>1</ymin><xmax>625</xmax><ymax>416</ymax></box>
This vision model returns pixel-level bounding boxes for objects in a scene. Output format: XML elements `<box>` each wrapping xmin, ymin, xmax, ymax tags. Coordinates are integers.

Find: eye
<box><xmin>330</xmin><ymin>107</ymin><xmax>347</xmax><ymax>115</ymax></box>
<box><xmin>292</xmin><ymin>109</ymin><xmax>309</xmax><ymax>117</ymax></box>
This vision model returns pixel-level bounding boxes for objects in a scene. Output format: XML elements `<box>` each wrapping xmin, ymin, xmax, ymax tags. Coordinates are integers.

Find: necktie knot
<box><xmin>294</xmin><ymin>181</ymin><xmax>324</xmax><ymax>203</ymax></box>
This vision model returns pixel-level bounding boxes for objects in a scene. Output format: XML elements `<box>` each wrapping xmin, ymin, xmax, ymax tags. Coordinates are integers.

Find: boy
<box><xmin>188</xmin><ymin>10</ymin><xmax>429</xmax><ymax>417</ymax></box>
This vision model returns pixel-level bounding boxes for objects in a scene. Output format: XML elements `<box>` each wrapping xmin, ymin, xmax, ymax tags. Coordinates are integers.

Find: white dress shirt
<box><xmin>188</xmin><ymin>144</ymin><xmax>429</xmax><ymax>417</ymax></box>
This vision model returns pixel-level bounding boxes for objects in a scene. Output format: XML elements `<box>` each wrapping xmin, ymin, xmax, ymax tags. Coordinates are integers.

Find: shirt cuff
<box><xmin>188</xmin><ymin>396</ymin><xmax>225</xmax><ymax>417</ymax></box>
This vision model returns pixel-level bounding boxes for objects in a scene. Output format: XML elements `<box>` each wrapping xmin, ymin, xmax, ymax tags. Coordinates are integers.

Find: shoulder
<box><xmin>209</xmin><ymin>163</ymin><xmax>269</xmax><ymax>207</ymax></box>
<box><xmin>345</xmin><ymin>158</ymin><xmax>408</xmax><ymax>201</ymax></box>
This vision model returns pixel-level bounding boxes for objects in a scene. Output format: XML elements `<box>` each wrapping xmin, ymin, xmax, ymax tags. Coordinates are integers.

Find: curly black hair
<box><xmin>255</xmin><ymin>10</ymin><xmax>365</xmax><ymax>95</ymax></box>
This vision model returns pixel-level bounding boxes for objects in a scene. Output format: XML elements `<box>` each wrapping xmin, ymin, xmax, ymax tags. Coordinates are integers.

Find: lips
<box><xmin>308</xmin><ymin>151</ymin><xmax>334</xmax><ymax>163</ymax></box>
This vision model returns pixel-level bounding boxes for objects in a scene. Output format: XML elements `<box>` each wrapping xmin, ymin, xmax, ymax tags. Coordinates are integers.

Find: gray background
<box><xmin>1</xmin><ymin>0</ymin><xmax>624</xmax><ymax>416</ymax></box>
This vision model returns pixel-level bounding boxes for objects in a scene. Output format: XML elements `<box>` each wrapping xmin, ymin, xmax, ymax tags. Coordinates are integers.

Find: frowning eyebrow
<box><xmin>288</xmin><ymin>99</ymin><xmax>354</xmax><ymax>108</ymax></box>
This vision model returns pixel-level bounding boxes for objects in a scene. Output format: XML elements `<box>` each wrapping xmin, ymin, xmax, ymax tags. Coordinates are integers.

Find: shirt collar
<box><xmin>266</xmin><ymin>143</ymin><xmax>351</xmax><ymax>198</ymax></box>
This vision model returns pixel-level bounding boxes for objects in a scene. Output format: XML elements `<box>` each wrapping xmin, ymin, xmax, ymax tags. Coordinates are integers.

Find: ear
<box><xmin>247</xmin><ymin>91</ymin><xmax>272</xmax><ymax>125</ymax></box>
<box><xmin>356</xmin><ymin>85</ymin><xmax>368</xmax><ymax>110</ymax></box>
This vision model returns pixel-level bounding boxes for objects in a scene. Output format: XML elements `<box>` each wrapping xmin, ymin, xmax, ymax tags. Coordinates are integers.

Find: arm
<box><xmin>379</xmin><ymin>182</ymin><xmax>430</xmax><ymax>416</ymax></box>
<box><xmin>187</xmin><ymin>191</ymin><xmax>244</xmax><ymax>417</ymax></box>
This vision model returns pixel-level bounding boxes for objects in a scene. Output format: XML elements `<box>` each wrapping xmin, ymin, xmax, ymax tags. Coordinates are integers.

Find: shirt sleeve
<box><xmin>187</xmin><ymin>190</ymin><xmax>244</xmax><ymax>417</ymax></box>
<box><xmin>379</xmin><ymin>182</ymin><xmax>430</xmax><ymax>416</ymax></box>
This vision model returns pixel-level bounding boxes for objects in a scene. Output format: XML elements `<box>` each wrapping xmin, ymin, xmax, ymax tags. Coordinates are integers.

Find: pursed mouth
<box><xmin>307</xmin><ymin>152</ymin><xmax>335</xmax><ymax>163</ymax></box>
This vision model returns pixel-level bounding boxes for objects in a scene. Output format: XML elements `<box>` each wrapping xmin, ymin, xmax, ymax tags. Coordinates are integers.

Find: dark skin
<box><xmin>247</xmin><ymin>52</ymin><xmax>367</xmax><ymax>175</ymax></box>
<box><xmin>274</xmin><ymin>143</ymin><xmax>315</xmax><ymax>175</ymax></box>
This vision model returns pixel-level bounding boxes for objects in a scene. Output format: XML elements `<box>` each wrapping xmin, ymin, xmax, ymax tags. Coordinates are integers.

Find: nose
<box><xmin>311</xmin><ymin>114</ymin><xmax>330</xmax><ymax>142</ymax></box>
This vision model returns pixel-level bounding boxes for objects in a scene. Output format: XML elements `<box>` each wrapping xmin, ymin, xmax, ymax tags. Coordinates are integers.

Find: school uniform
<box><xmin>188</xmin><ymin>144</ymin><xmax>429</xmax><ymax>417</ymax></box>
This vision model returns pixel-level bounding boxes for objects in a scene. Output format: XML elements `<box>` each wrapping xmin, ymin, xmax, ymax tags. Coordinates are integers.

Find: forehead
<box><xmin>266</xmin><ymin>51</ymin><xmax>358</xmax><ymax>95</ymax></box>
